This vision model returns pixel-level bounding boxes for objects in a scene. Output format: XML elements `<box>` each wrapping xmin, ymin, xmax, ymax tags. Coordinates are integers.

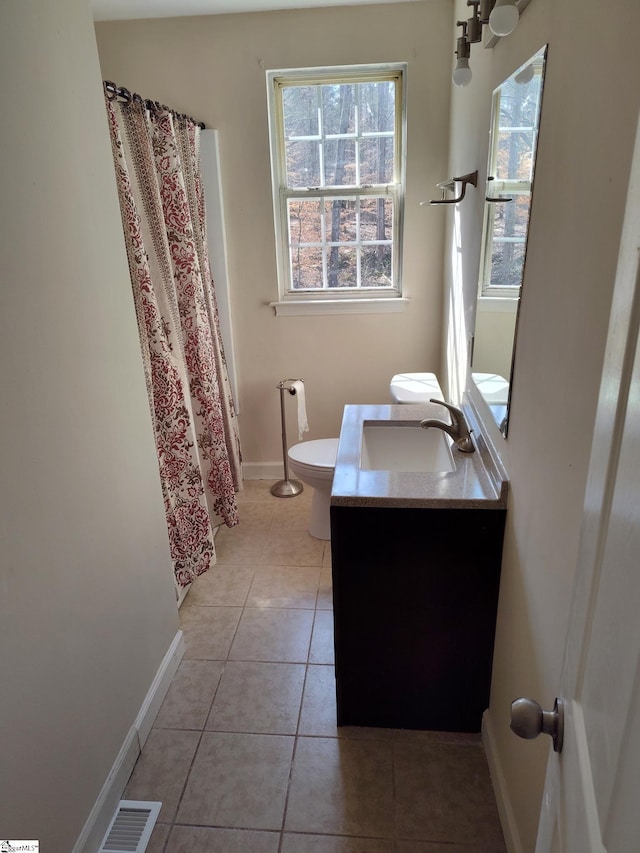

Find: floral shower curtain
<box><xmin>104</xmin><ymin>87</ymin><xmax>242</xmax><ymax>586</ymax></box>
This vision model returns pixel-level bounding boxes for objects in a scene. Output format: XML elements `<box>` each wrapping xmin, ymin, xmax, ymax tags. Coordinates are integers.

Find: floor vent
<box><xmin>99</xmin><ymin>800</ymin><xmax>162</xmax><ymax>853</ymax></box>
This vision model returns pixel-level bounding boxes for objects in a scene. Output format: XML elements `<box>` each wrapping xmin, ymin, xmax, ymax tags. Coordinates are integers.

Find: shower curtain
<box><xmin>105</xmin><ymin>88</ymin><xmax>242</xmax><ymax>586</ymax></box>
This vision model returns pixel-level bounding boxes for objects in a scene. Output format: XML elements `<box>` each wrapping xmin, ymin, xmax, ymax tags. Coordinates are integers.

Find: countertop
<box><xmin>331</xmin><ymin>403</ymin><xmax>508</xmax><ymax>509</ymax></box>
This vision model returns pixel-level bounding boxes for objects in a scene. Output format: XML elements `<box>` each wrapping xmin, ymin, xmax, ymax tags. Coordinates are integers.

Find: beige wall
<box><xmin>95</xmin><ymin>1</ymin><xmax>452</xmax><ymax>466</ymax></box>
<box><xmin>0</xmin><ymin>0</ymin><xmax>179</xmax><ymax>847</ymax></box>
<box><xmin>474</xmin><ymin>305</ymin><xmax>517</xmax><ymax>379</ymax></box>
<box><xmin>444</xmin><ymin>0</ymin><xmax>640</xmax><ymax>849</ymax></box>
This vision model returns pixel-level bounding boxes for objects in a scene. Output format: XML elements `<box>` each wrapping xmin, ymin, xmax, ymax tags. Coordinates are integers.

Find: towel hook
<box><xmin>421</xmin><ymin>170</ymin><xmax>478</xmax><ymax>206</ymax></box>
<box><xmin>485</xmin><ymin>176</ymin><xmax>513</xmax><ymax>203</ymax></box>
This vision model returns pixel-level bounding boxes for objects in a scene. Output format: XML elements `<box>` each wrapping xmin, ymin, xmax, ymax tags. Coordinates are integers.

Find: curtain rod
<box><xmin>103</xmin><ymin>80</ymin><xmax>205</xmax><ymax>129</ymax></box>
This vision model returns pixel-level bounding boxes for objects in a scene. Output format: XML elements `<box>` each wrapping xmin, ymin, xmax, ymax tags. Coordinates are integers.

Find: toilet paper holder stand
<box><xmin>271</xmin><ymin>378</ymin><xmax>304</xmax><ymax>498</ymax></box>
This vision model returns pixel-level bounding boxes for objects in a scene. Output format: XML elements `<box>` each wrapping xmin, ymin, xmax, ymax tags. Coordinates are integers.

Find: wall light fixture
<box><xmin>452</xmin><ymin>0</ymin><xmax>523</xmax><ymax>88</ymax></box>
<box><xmin>453</xmin><ymin>22</ymin><xmax>473</xmax><ymax>87</ymax></box>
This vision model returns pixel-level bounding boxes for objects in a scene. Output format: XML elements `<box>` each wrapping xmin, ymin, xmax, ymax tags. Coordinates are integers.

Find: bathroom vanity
<box><xmin>330</xmin><ymin>403</ymin><xmax>508</xmax><ymax>732</ymax></box>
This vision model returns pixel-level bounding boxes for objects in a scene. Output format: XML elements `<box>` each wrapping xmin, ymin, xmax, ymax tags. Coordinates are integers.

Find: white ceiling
<box><xmin>92</xmin><ymin>0</ymin><xmax>424</xmax><ymax>23</ymax></box>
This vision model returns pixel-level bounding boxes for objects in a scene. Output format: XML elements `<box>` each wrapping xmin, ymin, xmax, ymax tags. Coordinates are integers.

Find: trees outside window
<box><xmin>480</xmin><ymin>58</ymin><xmax>545</xmax><ymax>297</ymax></box>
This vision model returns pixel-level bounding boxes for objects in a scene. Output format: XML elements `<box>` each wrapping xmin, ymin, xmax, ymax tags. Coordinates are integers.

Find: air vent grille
<box><xmin>99</xmin><ymin>801</ymin><xmax>162</xmax><ymax>853</ymax></box>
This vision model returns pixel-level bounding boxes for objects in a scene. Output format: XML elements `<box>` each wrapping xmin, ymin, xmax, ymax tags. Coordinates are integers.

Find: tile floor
<box><xmin>126</xmin><ymin>480</ymin><xmax>506</xmax><ymax>853</ymax></box>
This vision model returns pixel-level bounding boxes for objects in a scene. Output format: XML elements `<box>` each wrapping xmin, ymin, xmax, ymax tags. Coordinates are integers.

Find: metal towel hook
<box><xmin>422</xmin><ymin>170</ymin><xmax>478</xmax><ymax>206</ymax></box>
<box><xmin>485</xmin><ymin>176</ymin><xmax>513</xmax><ymax>203</ymax></box>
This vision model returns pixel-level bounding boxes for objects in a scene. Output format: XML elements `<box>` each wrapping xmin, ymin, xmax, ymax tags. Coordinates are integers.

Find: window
<box><xmin>479</xmin><ymin>54</ymin><xmax>545</xmax><ymax>298</ymax></box>
<box><xmin>267</xmin><ymin>65</ymin><xmax>406</xmax><ymax>311</ymax></box>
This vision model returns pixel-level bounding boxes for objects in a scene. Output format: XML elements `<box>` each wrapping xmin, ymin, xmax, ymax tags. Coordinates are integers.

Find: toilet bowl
<box><xmin>287</xmin><ymin>438</ymin><xmax>339</xmax><ymax>540</ymax></box>
<box><xmin>287</xmin><ymin>374</ymin><xmax>443</xmax><ymax>540</ymax></box>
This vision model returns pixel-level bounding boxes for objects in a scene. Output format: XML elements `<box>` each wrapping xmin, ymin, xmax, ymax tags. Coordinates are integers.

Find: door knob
<box><xmin>510</xmin><ymin>697</ymin><xmax>564</xmax><ymax>753</ymax></box>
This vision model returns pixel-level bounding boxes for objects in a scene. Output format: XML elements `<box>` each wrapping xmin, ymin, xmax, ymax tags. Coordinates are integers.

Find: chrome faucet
<box><xmin>420</xmin><ymin>399</ymin><xmax>475</xmax><ymax>453</ymax></box>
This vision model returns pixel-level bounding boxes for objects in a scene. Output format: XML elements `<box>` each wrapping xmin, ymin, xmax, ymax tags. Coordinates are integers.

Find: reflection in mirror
<box><xmin>471</xmin><ymin>46</ymin><xmax>547</xmax><ymax>436</ymax></box>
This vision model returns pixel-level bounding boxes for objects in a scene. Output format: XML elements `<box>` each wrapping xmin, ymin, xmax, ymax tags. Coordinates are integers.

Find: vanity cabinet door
<box><xmin>330</xmin><ymin>505</ymin><xmax>506</xmax><ymax>732</ymax></box>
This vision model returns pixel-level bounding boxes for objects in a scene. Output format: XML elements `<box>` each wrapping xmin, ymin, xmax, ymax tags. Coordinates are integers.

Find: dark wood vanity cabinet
<box><xmin>330</xmin><ymin>504</ymin><xmax>506</xmax><ymax>732</ymax></box>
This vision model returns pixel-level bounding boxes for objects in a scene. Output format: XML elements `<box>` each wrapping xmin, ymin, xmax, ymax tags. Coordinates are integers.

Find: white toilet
<box><xmin>287</xmin><ymin>373</ymin><xmax>443</xmax><ymax>541</ymax></box>
<box><xmin>471</xmin><ymin>372</ymin><xmax>509</xmax><ymax>404</ymax></box>
<box><xmin>389</xmin><ymin>372</ymin><xmax>444</xmax><ymax>404</ymax></box>
<box><xmin>287</xmin><ymin>438</ymin><xmax>339</xmax><ymax>540</ymax></box>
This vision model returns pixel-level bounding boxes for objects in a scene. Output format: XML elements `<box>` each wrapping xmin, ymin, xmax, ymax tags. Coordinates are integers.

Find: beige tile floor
<box><xmin>126</xmin><ymin>480</ymin><xmax>506</xmax><ymax>853</ymax></box>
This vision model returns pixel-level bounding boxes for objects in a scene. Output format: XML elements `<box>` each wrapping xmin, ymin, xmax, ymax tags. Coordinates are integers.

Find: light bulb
<box><xmin>514</xmin><ymin>63</ymin><xmax>534</xmax><ymax>85</ymax></box>
<box><xmin>489</xmin><ymin>0</ymin><xmax>519</xmax><ymax>36</ymax></box>
<box><xmin>452</xmin><ymin>58</ymin><xmax>472</xmax><ymax>88</ymax></box>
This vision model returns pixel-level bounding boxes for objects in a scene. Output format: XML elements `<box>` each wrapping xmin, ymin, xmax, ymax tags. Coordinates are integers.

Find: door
<box><xmin>534</xmin><ymin>111</ymin><xmax>640</xmax><ymax>851</ymax></box>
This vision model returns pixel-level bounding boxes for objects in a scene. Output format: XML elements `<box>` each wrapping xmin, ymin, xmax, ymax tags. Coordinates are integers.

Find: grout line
<box><xmin>168</xmin><ymin>555</ymin><xmax>258</xmax><ymax>843</ymax></box>
<box><xmin>278</xmin><ymin>524</ymin><xmax>324</xmax><ymax>852</ymax></box>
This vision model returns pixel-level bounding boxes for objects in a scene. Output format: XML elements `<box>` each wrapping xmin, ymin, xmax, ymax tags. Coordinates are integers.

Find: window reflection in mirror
<box><xmin>471</xmin><ymin>46</ymin><xmax>547</xmax><ymax>436</ymax></box>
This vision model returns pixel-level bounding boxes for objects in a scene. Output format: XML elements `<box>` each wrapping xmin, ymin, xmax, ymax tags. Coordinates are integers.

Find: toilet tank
<box><xmin>390</xmin><ymin>373</ymin><xmax>444</xmax><ymax>404</ymax></box>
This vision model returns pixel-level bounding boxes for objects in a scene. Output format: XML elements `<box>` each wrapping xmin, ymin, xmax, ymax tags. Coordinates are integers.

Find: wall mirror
<box><xmin>471</xmin><ymin>45</ymin><xmax>547</xmax><ymax>436</ymax></box>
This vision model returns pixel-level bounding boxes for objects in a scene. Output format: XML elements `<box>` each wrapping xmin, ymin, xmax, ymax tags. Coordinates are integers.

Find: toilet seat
<box><xmin>288</xmin><ymin>438</ymin><xmax>338</xmax><ymax>477</ymax></box>
<box><xmin>287</xmin><ymin>439</ymin><xmax>340</xmax><ymax>540</ymax></box>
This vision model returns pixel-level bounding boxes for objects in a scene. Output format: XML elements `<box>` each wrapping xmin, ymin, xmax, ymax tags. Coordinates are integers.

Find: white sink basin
<box><xmin>360</xmin><ymin>421</ymin><xmax>455</xmax><ymax>473</ymax></box>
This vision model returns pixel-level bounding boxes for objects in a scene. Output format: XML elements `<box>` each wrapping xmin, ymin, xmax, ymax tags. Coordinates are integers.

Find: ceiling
<box><xmin>92</xmin><ymin>0</ymin><xmax>424</xmax><ymax>22</ymax></box>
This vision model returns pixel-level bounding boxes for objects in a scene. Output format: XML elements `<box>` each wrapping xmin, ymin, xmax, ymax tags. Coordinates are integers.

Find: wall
<box><xmin>443</xmin><ymin>0</ymin><xmax>640</xmax><ymax>849</ymax></box>
<box><xmin>0</xmin><ymin>1</ymin><xmax>180</xmax><ymax>848</ymax></box>
<box><xmin>95</xmin><ymin>0</ymin><xmax>452</xmax><ymax>468</ymax></box>
<box><xmin>473</xmin><ymin>302</ymin><xmax>517</xmax><ymax>379</ymax></box>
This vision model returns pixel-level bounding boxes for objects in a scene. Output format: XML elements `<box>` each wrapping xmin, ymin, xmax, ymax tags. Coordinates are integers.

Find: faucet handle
<box><xmin>428</xmin><ymin>399</ymin><xmax>475</xmax><ymax>453</ymax></box>
<box><xmin>429</xmin><ymin>398</ymin><xmax>464</xmax><ymax>426</ymax></box>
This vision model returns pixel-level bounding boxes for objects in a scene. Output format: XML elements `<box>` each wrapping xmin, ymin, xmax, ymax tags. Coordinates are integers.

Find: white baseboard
<box><xmin>242</xmin><ymin>461</ymin><xmax>285</xmax><ymax>480</ymax></box>
<box><xmin>134</xmin><ymin>630</ymin><xmax>185</xmax><ymax>749</ymax></box>
<box><xmin>482</xmin><ymin>709</ymin><xmax>524</xmax><ymax>853</ymax></box>
<box><xmin>73</xmin><ymin>630</ymin><xmax>185</xmax><ymax>853</ymax></box>
<box><xmin>176</xmin><ymin>581</ymin><xmax>191</xmax><ymax>608</ymax></box>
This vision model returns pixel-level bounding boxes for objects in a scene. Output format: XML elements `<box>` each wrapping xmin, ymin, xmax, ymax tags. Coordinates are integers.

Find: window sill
<box><xmin>269</xmin><ymin>298</ymin><xmax>409</xmax><ymax>317</ymax></box>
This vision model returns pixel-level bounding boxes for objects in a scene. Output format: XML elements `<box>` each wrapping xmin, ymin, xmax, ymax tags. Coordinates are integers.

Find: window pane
<box><xmin>290</xmin><ymin>246</ymin><xmax>323</xmax><ymax>289</ymax></box>
<box><xmin>490</xmin><ymin>241</ymin><xmax>525</xmax><ymax>288</ymax></box>
<box><xmin>283</xmin><ymin>86</ymin><xmax>319</xmax><ymax>137</ymax></box>
<box><xmin>362</xmin><ymin>245</ymin><xmax>392</xmax><ymax>287</ymax></box>
<box><xmin>323</xmin><ymin>139</ymin><xmax>356</xmax><ymax>186</ymax></box>
<box><xmin>285</xmin><ymin>141</ymin><xmax>320</xmax><ymax>188</ymax></box>
<box><xmin>288</xmin><ymin>199</ymin><xmax>322</xmax><ymax>244</ymax></box>
<box><xmin>359</xmin><ymin>197</ymin><xmax>393</xmax><ymax>242</ymax></box>
<box><xmin>327</xmin><ymin>246</ymin><xmax>357</xmax><ymax>288</ymax></box>
<box><xmin>500</xmin><ymin>76</ymin><xmax>542</xmax><ymax>130</ymax></box>
<box><xmin>492</xmin><ymin>194</ymin><xmax>531</xmax><ymax>240</ymax></box>
<box><xmin>321</xmin><ymin>83</ymin><xmax>356</xmax><ymax>135</ymax></box>
<box><xmin>489</xmin><ymin>192</ymin><xmax>530</xmax><ymax>288</ymax></box>
<box><xmin>359</xmin><ymin>81</ymin><xmax>395</xmax><ymax>134</ymax></box>
<box><xmin>324</xmin><ymin>198</ymin><xmax>356</xmax><ymax>244</ymax></box>
<box><xmin>496</xmin><ymin>130</ymin><xmax>536</xmax><ymax>181</ymax></box>
<box><xmin>359</xmin><ymin>137</ymin><xmax>393</xmax><ymax>184</ymax></box>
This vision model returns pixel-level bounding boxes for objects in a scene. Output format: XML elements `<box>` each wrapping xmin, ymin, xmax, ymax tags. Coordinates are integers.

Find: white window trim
<box><xmin>266</xmin><ymin>63</ymin><xmax>407</xmax><ymax>311</ymax></box>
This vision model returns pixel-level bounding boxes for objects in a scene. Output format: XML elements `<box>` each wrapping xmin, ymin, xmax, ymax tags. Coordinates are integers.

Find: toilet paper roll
<box><xmin>290</xmin><ymin>380</ymin><xmax>309</xmax><ymax>440</ymax></box>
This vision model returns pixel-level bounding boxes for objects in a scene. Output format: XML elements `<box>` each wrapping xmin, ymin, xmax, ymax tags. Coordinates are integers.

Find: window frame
<box><xmin>266</xmin><ymin>64</ymin><xmax>407</xmax><ymax>310</ymax></box>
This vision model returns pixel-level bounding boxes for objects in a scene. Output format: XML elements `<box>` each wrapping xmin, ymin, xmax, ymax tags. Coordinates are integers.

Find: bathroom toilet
<box><xmin>287</xmin><ymin>438</ymin><xmax>339</xmax><ymax>540</ymax></box>
<box><xmin>389</xmin><ymin>372</ymin><xmax>444</xmax><ymax>404</ymax></box>
<box><xmin>471</xmin><ymin>372</ymin><xmax>509</xmax><ymax>404</ymax></box>
<box><xmin>287</xmin><ymin>373</ymin><xmax>444</xmax><ymax>540</ymax></box>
